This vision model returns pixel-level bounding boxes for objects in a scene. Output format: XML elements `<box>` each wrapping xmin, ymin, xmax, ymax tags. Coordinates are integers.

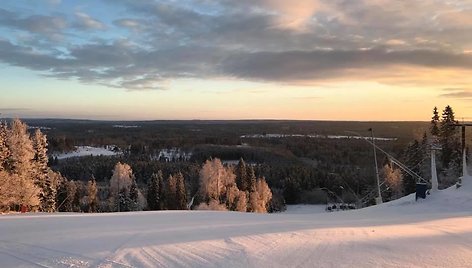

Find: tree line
<box><xmin>0</xmin><ymin>119</ymin><xmax>62</xmax><ymax>212</ymax></box>
<box><xmin>1</xmin><ymin>119</ymin><xmax>274</xmax><ymax>213</ymax></box>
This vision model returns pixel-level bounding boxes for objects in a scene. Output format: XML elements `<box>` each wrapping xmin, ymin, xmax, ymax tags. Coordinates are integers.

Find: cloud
<box><xmin>440</xmin><ymin>89</ymin><xmax>472</xmax><ymax>99</ymax></box>
<box><xmin>261</xmin><ymin>0</ymin><xmax>321</xmax><ymax>30</ymax></box>
<box><xmin>74</xmin><ymin>12</ymin><xmax>106</xmax><ymax>30</ymax></box>
<box><xmin>0</xmin><ymin>1</ymin><xmax>470</xmax><ymax>90</ymax></box>
<box><xmin>222</xmin><ymin>49</ymin><xmax>472</xmax><ymax>82</ymax></box>
<box><xmin>0</xmin><ymin>8</ymin><xmax>66</xmax><ymax>38</ymax></box>
<box><xmin>113</xmin><ymin>19</ymin><xmax>143</xmax><ymax>31</ymax></box>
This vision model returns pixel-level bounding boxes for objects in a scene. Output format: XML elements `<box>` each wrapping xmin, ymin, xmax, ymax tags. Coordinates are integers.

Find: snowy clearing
<box><xmin>53</xmin><ymin>146</ymin><xmax>120</xmax><ymax>159</ymax></box>
<box><xmin>1</xmin><ymin>178</ymin><xmax>471</xmax><ymax>268</ymax></box>
<box><xmin>241</xmin><ymin>134</ymin><xmax>397</xmax><ymax>141</ymax></box>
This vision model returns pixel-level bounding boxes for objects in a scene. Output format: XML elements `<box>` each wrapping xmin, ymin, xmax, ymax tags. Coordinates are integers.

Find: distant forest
<box><xmin>1</xmin><ymin>106</ymin><xmax>466</xmax><ymax>213</ymax></box>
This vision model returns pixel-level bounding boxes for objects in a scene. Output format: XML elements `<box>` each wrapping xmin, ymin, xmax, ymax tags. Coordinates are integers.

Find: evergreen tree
<box><xmin>65</xmin><ymin>180</ymin><xmax>78</xmax><ymax>212</ymax></box>
<box><xmin>147</xmin><ymin>172</ymin><xmax>161</xmax><ymax>210</ymax></box>
<box><xmin>87</xmin><ymin>176</ymin><xmax>98</xmax><ymax>212</ymax></box>
<box><xmin>167</xmin><ymin>174</ymin><xmax>177</xmax><ymax>209</ymax></box>
<box><xmin>33</xmin><ymin>129</ymin><xmax>55</xmax><ymax>211</ymax></box>
<box><xmin>175</xmin><ymin>172</ymin><xmax>187</xmax><ymax>210</ymax></box>
<box><xmin>402</xmin><ymin>140</ymin><xmax>421</xmax><ymax>194</ymax></box>
<box><xmin>439</xmin><ymin>105</ymin><xmax>460</xmax><ymax>170</ymax></box>
<box><xmin>7</xmin><ymin>119</ymin><xmax>39</xmax><ymax>210</ymax></box>
<box><xmin>129</xmin><ymin>178</ymin><xmax>139</xmax><ymax>211</ymax></box>
<box><xmin>0</xmin><ymin>121</ymin><xmax>10</xmax><ymax>172</ymax></box>
<box><xmin>158</xmin><ymin>171</ymin><xmax>166</xmax><ymax>210</ymax></box>
<box><xmin>246</xmin><ymin>165</ymin><xmax>257</xmax><ymax>193</ymax></box>
<box><xmin>109</xmin><ymin>162</ymin><xmax>134</xmax><ymax>212</ymax></box>
<box><xmin>118</xmin><ymin>188</ymin><xmax>130</xmax><ymax>212</ymax></box>
<box><xmin>235</xmin><ymin>158</ymin><xmax>248</xmax><ymax>191</ymax></box>
<box><xmin>430</xmin><ymin>106</ymin><xmax>440</xmax><ymax>137</ymax></box>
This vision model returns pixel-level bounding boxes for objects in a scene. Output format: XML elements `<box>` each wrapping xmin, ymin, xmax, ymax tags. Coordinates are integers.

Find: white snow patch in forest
<box><xmin>112</xmin><ymin>125</ymin><xmax>140</xmax><ymax>128</ymax></box>
<box><xmin>1</xmin><ymin>176</ymin><xmax>471</xmax><ymax>267</ymax></box>
<box><xmin>153</xmin><ymin>148</ymin><xmax>192</xmax><ymax>161</ymax></box>
<box><xmin>241</xmin><ymin>133</ymin><xmax>397</xmax><ymax>141</ymax></box>
<box><xmin>53</xmin><ymin>146</ymin><xmax>120</xmax><ymax>159</ymax></box>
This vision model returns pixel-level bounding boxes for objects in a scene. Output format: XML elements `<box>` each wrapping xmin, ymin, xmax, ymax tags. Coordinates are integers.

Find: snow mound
<box><xmin>362</xmin><ymin>175</ymin><xmax>472</xmax><ymax>215</ymax></box>
<box><xmin>0</xmin><ymin>176</ymin><xmax>471</xmax><ymax>267</ymax></box>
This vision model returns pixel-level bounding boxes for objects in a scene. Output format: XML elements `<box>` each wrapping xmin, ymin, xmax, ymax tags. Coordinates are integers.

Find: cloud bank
<box><xmin>0</xmin><ymin>0</ymin><xmax>470</xmax><ymax>90</ymax></box>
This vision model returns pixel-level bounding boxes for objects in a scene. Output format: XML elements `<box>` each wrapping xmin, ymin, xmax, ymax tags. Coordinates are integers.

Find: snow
<box><xmin>241</xmin><ymin>133</ymin><xmax>397</xmax><ymax>141</ymax></box>
<box><xmin>153</xmin><ymin>148</ymin><xmax>192</xmax><ymax>161</ymax></box>
<box><xmin>112</xmin><ymin>125</ymin><xmax>140</xmax><ymax>128</ymax></box>
<box><xmin>53</xmin><ymin>146</ymin><xmax>120</xmax><ymax>159</ymax></box>
<box><xmin>284</xmin><ymin>204</ymin><xmax>327</xmax><ymax>214</ymax></box>
<box><xmin>1</xmin><ymin>177</ymin><xmax>471</xmax><ymax>267</ymax></box>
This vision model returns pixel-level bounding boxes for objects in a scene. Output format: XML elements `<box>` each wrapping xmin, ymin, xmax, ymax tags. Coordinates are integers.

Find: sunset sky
<box><xmin>0</xmin><ymin>0</ymin><xmax>471</xmax><ymax>120</ymax></box>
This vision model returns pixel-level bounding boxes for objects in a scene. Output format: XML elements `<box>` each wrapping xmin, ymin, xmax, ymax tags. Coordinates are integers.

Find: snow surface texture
<box><xmin>53</xmin><ymin>146</ymin><xmax>119</xmax><ymax>159</ymax></box>
<box><xmin>1</xmin><ymin>177</ymin><xmax>471</xmax><ymax>268</ymax></box>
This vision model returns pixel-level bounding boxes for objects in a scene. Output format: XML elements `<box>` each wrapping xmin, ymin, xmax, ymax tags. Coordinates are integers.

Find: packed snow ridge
<box><xmin>1</xmin><ymin>177</ymin><xmax>471</xmax><ymax>268</ymax></box>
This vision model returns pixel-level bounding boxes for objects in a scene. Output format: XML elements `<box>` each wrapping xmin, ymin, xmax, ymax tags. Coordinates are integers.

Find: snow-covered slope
<box><xmin>1</xmin><ymin>177</ymin><xmax>471</xmax><ymax>268</ymax></box>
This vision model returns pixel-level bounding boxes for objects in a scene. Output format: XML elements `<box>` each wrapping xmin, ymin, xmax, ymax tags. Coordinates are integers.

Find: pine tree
<box><xmin>234</xmin><ymin>190</ymin><xmax>247</xmax><ymax>212</ymax></box>
<box><xmin>246</xmin><ymin>166</ymin><xmax>257</xmax><ymax>193</ymax></box>
<box><xmin>430</xmin><ymin>106</ymin><xmax>440</xmax><ymax>137</ymax></box>
<box><xmin>439</xmin><ymin>105</ymin><xmax>460</xmax><ymax>170</ymax></box>
<box><xmin>158</xmin><ymin>171</ymin><xmax>165</xmax><ymax>210</ymax></box>
<box><xmin>33</xmin><ymin>129</ymin><xmax>54</xmax><ymax>211</ymax></box>
<box><xmin>0</xmin><ymin>121</ymin><xmax>10</xmax><ymax>172</ymax></box>
<box><xmin>167</xmin><ymin>174</ymin><xmax>177</xmax><ymax>209</ymax></box>
<box><xmin>235</xmin><ymin>158</ymin><xmax>248</xmax><ymax>191</ymax></box>
<box><xmin>198</xmin><ymin>158</ymin><xmax>236</xmax><ymax>207</ymax></box>
<box><xmin>118</xmin><ymin>188</ymin><xmax>130</xmax><ymax>212</ymax></box>
<box><xmin>7</xmin><ymin>119</ymin><xmax>39</xmax><ymax>210</ymax></box>
<box><xmin>147</xmin><ymin>172</ymin><xmax>161</xmax><ymax>210</ymax></box>
<box><xmin>65</xmin><ymin>180</ymin><xmax>78</xmax><ymax>212</ymax></box>
<box><xmin>87</xmin><ymin>176</ymin><xmax>98</xmax><ymax>212</ymax></box>
<box><xmin>402</xmin><ymin>140</ymin><xmax>421</xmax><ymax>194</ymax></box>
<box><xmin>0</xmin><ymin>171</ymin><xmax>15</xmax><ymax>211</ymax></box>
<box><xmin>175</xmin><ymin>172</ymin><xmax>187</xmax><ymax>210</ymax></box>
<box><xmin>109</xmin><ymin>162</ymin><xmax>134</xmax><ymax>212</ymax></box>
<box><xmin>129</xmin><ymin>178</ymin><xmax>139</xmax><ymax>211</ymax></box>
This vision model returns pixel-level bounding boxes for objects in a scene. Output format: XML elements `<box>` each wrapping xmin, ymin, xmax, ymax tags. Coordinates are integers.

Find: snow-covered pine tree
<box><xmin>249</xmin><ymin>177</ymin><xmax>272</xmax><ymax>213</ymax></box>
<box><xmin>198</xmin><ymin>158</ymin><xmax>237</xmax><ymax>209</ymax></box>
<box><xmin>87</xmin><ymin>176</ymin><xmax>98</xmax><ymax>212</ymax></box>
<box><xmin>109</xmin><ymin>162</ymin><xmax>134</xmax><ymax>212</ymax></box>
<box><xmin>147</xmin><ymin>172</ymin><xmax>160</xmax><ymax>210</ymax></box>
<box><xmin>7</xmin><ymin>119</ymin><xmax>40</xmax><ymax>210</ymax></box>
<box><xmin>0</xmin><ymin>170</ymin><xmax>15</xmax><ymax>211</ymax></box>
<box><xmin>234</xmin><ymin>190</ymin><xmax>247</xmax><ymax>212</ymax></box>
<box><xmin>0</xmin><ymin>121</ymin><xmax>10</xmax><ymax>172</ymax></box>
<box><xmin>32</xmin><ymin>128</ymin><xmax>55</xmax><ymax>211</ymax></box>
<box><xmin>175</xmin><ymin>172</ymin><xmax>187</xmax><ymax>210</ymax></box>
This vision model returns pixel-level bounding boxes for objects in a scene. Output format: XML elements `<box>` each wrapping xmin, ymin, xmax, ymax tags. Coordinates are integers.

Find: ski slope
<box><xmin>1</xmin><ymin>178</ymin><xmax>471</xmax><ymax>268</ymax></box>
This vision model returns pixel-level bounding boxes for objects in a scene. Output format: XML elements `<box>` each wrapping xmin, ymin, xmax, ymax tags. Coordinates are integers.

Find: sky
<box><xmin>0</xmin><ymin>0</ymin><xmax>471</xmax><ymax>121</ymax></box>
